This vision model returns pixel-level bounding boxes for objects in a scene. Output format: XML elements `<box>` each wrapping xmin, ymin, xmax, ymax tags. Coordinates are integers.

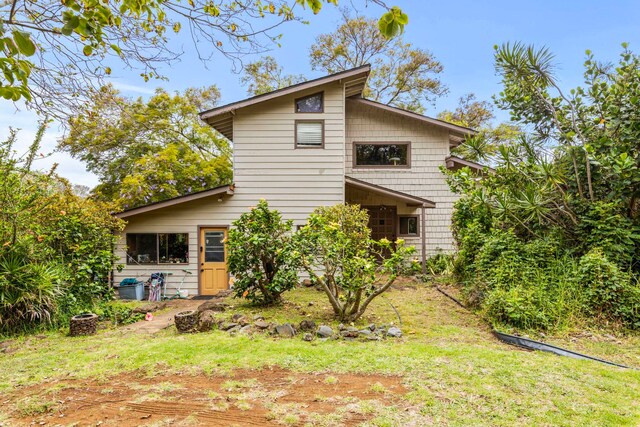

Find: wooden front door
<box><xmin>199</xmin><ymin>228</ymin><xmax>228</xmax><ymax>295</ymax></box>
<box><xmin>364</xmin><ymin>206</ymin><xmax>397</xmax><ymax>258</ymax></box>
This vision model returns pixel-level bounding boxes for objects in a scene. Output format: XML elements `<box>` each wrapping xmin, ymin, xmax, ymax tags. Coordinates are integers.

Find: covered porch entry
<box><xmin>344</xmin><ymin>176</ymin><xmax>436</xmax><ymax>273</ymax></box>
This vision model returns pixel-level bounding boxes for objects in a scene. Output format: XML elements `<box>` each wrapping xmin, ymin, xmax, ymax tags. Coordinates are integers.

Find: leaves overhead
<box><xmin>0</xmin><ymin>0</ymin><xmax>406</xmax><ymax>120</ymax></box>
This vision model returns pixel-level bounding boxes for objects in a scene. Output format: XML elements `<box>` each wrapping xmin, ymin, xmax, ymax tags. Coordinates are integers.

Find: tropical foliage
<box><xmin>295</xmin><ymin>204</ymin><xmax>416</xmax><ymax>321</ymax></box>
<box><xmin>447</xmin><ymin>44</ymin><xmax>640</xmax><ymax>331</ymax></box>
<box><xmin>227</xmin><ymin>200</ymin><xmax>299</xmax><ymax>305</ymax></box>
<box><xmin>0</xmin><ymin>125</ymin><xmax>124</xmax><ymax>334</ymax></box>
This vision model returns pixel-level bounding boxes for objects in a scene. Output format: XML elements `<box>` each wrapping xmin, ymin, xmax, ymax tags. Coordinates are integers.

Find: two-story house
<box><xmin>113</xmin><ymin>65</ymin><xmax>481</xmax><ymax>296</ymax></box>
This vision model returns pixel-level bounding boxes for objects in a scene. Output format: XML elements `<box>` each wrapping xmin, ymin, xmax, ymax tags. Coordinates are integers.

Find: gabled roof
<box><xmin>348</xmin><ymin>98</ymin><xmax>476</xmax><ymax>146</ymax></box>
<box><xmin>114</xmin><ymin>184</ymin><xmax>235</xmax><ymax>219</ymax></box>
<box><xmin>200</xmin><ymin>65</ymin><xmax>371</xmax><ymax>140</ymax></box>
<box><xmin>345</xmin><ymin>176</ymin><xmax>436</xmax><ymax>208</ymax></box>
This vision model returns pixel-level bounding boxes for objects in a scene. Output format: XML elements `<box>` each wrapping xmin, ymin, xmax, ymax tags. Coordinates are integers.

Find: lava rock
<box><xmin>220</xmin><ymin>322</ymin><xmax>239</xmax><ymax>331</ymax></box>
<box><xmin>358</xmin><ymin>329</ymin><xmax>372</xmax><ymax>336</ymax></box>
<box><xmin>302</xmin><ymin>333</ymin><xmax>314</xmax><ymax>342</ymax></box>
<box><xmin>299</xmin><ymin>320</ymin><xmax>316</xmax><ymax>332</ymax></box>
<box><xmin>302</xmin><ymin>279</ymin><xmax>314</xmax><ymax>287</ymax></box>
<box><xmin>317</xmin><ymin>325</ymin><xmax>334</xmax><ymax>338</ymax></box>
<box><xmin>341</xmin><ymin>327</ymin><xmax>359</xmax><ymax>338</ymax></box>
<box><xmin>387</xmin><ymin>326</ymin><xmax>402</xmax><ymax>338</ymax></box>
<box><xmin>254</xmin><ymin>320</ymin><xmax>270</xmax><ymax>329</ymax></box>
<box><xmin>197</xmin><ymin>301</ymin><xmax>227</xmax><ymax>312</ymax></box>
<box><xmin>275</xmin><ymin>323</ymin><xmax>296</xmax><ymax>338</ymax></box>
<box><xmin>253</xmin><ymin>315</ymin><xmax>265</xmax><ymax>321</ymax></box>
<box><xmin>231</xmin><ymin>313</ymin><xmax>246</xmax><ymax>322</ymax></box>
<box><xmin>239</xmin><ymin>325</ymin><xmax>253</xmax><ymax>334</ymax></box>
<box><xmin>197</xmin><ymin>310</ymin><xmax>218</xmax><ymax>332</ymax></box>
<box><xmin>367</xmin><ymin>323</ymin><xmax>376</xmax><ymax>331</ymax></box>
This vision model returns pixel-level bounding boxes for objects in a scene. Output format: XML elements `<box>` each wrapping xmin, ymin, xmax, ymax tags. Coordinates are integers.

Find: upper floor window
<box><xmin>126</xmin><ymin>233</ymin><xmax>189</xmax><ymax>264</ymax></box>
<box><xmin>295</xmin><ymin>120</ymin><xmax>324</xmax><ymax>148</ymax></box>
<box><xmin>295</xmin><ymin>92</ymin><xmax>323</xmax><ymax>113</ymax></box>
<box><xmin>354</xmin><ymin>142</ymin><xmax>410</xmax><ymax>168</ymax></box>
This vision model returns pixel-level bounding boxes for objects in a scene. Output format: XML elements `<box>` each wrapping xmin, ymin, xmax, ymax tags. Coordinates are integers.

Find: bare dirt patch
<box><xmin>2</xmin><ymin>367</ymin><xmax>406</xmax><ymax>426</ymax></box>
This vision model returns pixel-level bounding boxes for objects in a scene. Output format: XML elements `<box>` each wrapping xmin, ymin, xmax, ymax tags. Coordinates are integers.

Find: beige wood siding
<box><xmin>114</xmin><ymin>82</ymin><xmax>346</xmax><ymax>295</ymax></box>
<box><xmin>345</xmin><ymin>100</ymin><xmax>458</xmax><ymax>255</ymax></box>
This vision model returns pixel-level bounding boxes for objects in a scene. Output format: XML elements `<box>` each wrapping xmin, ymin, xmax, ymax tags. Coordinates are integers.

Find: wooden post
<box><xmin>421</xmin><ymin>205</ymin><xmax>426</xmax><ymax>274</ymax></box>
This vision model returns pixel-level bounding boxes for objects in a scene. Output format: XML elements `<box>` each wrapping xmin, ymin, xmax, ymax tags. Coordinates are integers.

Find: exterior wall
<box><xmin>345</xmin><ymin>100</ymin><xmax>458</xmax><ymax>255</ymax></box>
<box><xmin>114</xmin><ymin>82</ymin><xmax>347</xmax><ymax>295</ymax></box>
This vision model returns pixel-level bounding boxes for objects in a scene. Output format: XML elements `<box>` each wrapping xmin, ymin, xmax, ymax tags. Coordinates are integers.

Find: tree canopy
<box><xmin>241</xmin><ymin>12</ymin><xmax>443</xmax><ymax>112</ymax></box>
<box><xmin>59</xmin><ymin>85</ymin><xmax>232</xmax><ymax>209</ymax></box>
<box><xmin>438</xmin><ymin>93</ymin><xmax>520</xmax><ymax>163</ymax></box>
<box><xmin>241</xmin><ymin>56</ymin><xmax>305</xmax><ymax>96</ymax></box>
<box><xmin>309</xmin><ymin>12</ymin><xmax>445</xmax><ymax>113</ymax></box>
<box><xmin>1</xmin><ymin>0</ymin><xmax>408</xmax><ymax>120</ymax></box>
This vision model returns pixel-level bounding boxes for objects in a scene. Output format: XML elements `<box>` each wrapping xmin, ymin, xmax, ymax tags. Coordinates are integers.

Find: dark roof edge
<box><xmin>114</xmin><ymin>184</ymin><xmax>234</xmax><ymax>219</ymax></box>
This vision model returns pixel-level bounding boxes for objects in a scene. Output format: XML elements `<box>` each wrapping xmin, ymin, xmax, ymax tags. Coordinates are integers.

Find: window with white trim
<box><xmin>295</xmin><ymin>120</ymin><xmax>324</xmax><ymax>148</ymax></box>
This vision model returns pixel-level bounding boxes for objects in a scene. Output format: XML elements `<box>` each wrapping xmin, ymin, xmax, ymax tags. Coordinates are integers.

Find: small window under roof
<box><xmin>295</xmin><ymin>92</ymin><xmax>323</xmax><ymax>113</ymax></box>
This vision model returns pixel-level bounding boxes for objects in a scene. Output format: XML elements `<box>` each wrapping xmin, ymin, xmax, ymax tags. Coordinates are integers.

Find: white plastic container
<box><xmin>178</xmin><ymin>289</ymin><xmax>189</xmax><ymax>298</ymax></box>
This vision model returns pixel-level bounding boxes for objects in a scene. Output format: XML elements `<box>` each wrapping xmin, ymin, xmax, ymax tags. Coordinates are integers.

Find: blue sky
<box><xmin>1</xmin><ymin>0</ymin><xmax>639</xmax><ymax>187</ymax></box>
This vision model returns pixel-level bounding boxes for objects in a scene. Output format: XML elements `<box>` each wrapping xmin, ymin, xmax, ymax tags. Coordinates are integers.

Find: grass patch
<box><xmin>1</xmin><ymin>281</ymin><xmax>639</xmax><ymax>425</ymax></box>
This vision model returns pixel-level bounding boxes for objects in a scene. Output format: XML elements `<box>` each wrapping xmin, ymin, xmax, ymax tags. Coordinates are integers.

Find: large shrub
<box><xmin>295</xmin><ymin>204</ymin><xmax>415</xmax><ymax>322</ymax></box>
<box><xmin>578</xmin><ymin>249</ymin><xmax>640</xmax><ymax>329</ymax></box>
<box><xmin>0</xmin><ymin>126</ymin><xmax>124</xmax><ymax>334</ymax></box>
<box><xmin>227</xmin><ymin>200</ymin><xmax>299</xmax><ymax>305</ymax></box>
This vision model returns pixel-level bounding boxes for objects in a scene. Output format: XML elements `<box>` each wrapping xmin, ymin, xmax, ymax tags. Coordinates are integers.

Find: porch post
<box><xmin>421</xmin><ymin>205</ymin><xmax>426</xmax><ymax>274</ymax></box>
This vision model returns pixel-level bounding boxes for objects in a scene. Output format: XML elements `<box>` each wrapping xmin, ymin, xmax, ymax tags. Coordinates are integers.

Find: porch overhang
<box><xmin>345</xmin><ymin>176</ymin><xmax>436</xmax><ymax>208</ymax></box>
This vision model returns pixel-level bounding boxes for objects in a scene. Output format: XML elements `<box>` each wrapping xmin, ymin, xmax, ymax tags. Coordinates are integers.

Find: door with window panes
<box><xmin>199</xmin><ymin>228</ymin><xmax>228</xmax><ymax>295</ymax></box>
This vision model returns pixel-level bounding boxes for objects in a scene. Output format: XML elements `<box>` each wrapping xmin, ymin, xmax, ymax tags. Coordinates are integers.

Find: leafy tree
<box><xmin>227</xmin><ymin>200</ymin><xmax>299</xmax><ymax>305</ymax></box>
<box><xmin>295</xmin><ymin>204</ymin><xmax>415</xmax><ymax>322</ymax></box>
<box><xmin>1</xmin><ymin>0</ymin><xmax>408</xmax><ymax>119</ymax></box>
<box><xmin>59</xmin><ymin>85</ymin><xmax>232</xmax><ymax>209</ymax></box>
<box><xmin>241</xmin><ymin>56</ymin><xmax>306</xmax><ymax>96</ymax></box>
<box><xmin>438</xmin><ymin>93</ymin><xmax>520</xmax><ymax>163</ymax></box>
<box><xmin>0</xmin><ymin>125</ymin><xmax>124</xmax><ymax>333</ymax></box>
<box><xmin>445</xmin><ymin>44</ymin><xmax>640</xmax><ymax>331</ymax></box>
<box><xmin>309</xmin><ymin>12</ymin><xmax>445</xmax><ymax>113</ymax></box>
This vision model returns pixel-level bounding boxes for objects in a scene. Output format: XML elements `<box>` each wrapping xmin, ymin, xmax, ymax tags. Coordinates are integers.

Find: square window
<box><xmin>398</xmin><ymin>216</ymin><xmax>419</xmax><ymax>236</ymax></box>
<box><xmin>295</xmin><ymin>120</ymin><xmax>324</xmax><ymax>148</ymax></box>
<box><xmin>295</xmin><ymin>92</ymin><xmax>323</xmax><ymax>113</ymax></box>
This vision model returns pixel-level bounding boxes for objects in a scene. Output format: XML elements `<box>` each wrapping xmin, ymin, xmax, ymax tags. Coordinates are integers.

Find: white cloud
<box><xmin>108</xmin><ymin>80</ymin><xmax>157</xmax><ymax>95</ymax></box>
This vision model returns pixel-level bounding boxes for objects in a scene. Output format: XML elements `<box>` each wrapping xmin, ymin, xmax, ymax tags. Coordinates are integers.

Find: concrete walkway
<box><xmin>123</xmin><ymin>299</ymin><xmax>202</xmax><ymax>334</ymax></box>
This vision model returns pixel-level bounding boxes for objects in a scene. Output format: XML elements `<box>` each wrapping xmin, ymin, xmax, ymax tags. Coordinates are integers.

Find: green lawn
<box><xmin>1</xmin><ymin>280</ymin><xmax>639</xmax><ymax>426</ymax></box>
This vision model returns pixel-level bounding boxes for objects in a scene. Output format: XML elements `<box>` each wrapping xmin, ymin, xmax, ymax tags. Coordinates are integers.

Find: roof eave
<box><xmin>345</xmin><ymin>176</ymin><xmax>436</xmax><ymax>208</ymax></box>
<box><xmin>114</xmin><ymin>185</ymin><xmax>234</xmax><ymax>219</ymax></box>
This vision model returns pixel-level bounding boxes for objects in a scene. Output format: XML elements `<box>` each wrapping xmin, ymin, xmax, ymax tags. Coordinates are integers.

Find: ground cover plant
<box><xmin>0</xmin><ymin>280</ymin><xmax>638</xmax><ymax>426</ymax></box>
<box><xmin>445</xmin><ymin>44</ymin><xmax>640</xmax><ymax>332</ymax></box>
